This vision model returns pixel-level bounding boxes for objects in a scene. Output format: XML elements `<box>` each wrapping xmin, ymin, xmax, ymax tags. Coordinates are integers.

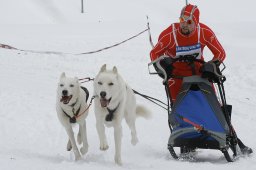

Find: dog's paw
<box><xmin>100</xmin><ymin>143</ymin><xmax>109</xmax><ymax>151</ymax></box>
<box><xmin>131</xmin><ymin>136</ymin><xmax>139</xmax><ymax>145</ymax></box>
<box><xmin>115</xmin><ymin>155</ymin><xmax>122</xmax><ymax>166</ymax></box>
<box><xmin>74</xmin><ymin>150</ymin><xmax>82</xmax><ymax>161</ymax></box>
<box><xmin>75</xmin><ymin>155</ymin><xmax>82</xmax><ymax>161</ymax></box>
<box><xmin>74</xmin><ymin>153</ymin><xmax>81</xmax><ymax>161</ymax></box>
<box><xmin>67</xmin><ymin>140</ymin><xmax>72</xmax><ymax>151</ymax></box>
<box><xmin>80</xmin><ymin>146</ymin><xmax>88</xmax><ymax>155</ymax></box>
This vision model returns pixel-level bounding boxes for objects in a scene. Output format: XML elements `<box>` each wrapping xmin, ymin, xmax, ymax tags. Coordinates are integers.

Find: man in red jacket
<box><xmin>150</xmin><ymin>4</ymin><xmax>226</xmax><ymax>102</ymax></box>
<box><xmin>150</xmin><ymin>3</ymin><xmax>253</xmax><ymax>156</ymax></box>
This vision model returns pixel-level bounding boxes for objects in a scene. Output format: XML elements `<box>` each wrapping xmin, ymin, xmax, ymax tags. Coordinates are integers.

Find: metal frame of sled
<box><xmin>148</xmin><ymin>54</ymin><xmax>252</xmax><ymax>162</ymax></box>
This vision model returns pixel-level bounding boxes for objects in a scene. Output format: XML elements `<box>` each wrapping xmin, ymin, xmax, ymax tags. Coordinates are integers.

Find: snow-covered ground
<box><xmin>0</xmin><ymin>0</ymin><xmax>255</xmax><ymax>169</ymax></box>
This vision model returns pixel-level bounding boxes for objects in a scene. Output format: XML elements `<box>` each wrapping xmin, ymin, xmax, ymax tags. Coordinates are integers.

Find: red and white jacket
<box><xmin>150</xmin><ymin>23</ymin><xmax>226</xmax><ymax>63</ymax></box>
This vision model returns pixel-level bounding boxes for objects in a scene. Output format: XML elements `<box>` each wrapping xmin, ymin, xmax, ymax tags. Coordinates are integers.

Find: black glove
<box><xmin>160</xmin><ymin>57</ymin><xmax>174</xmax><ymax>78</ymax></box>
<box><xmin>153</xmin><ymin>57</ymin><xmax>174</xmax><ymax>79</ymax></box>
<box><xmin>153</xmin><ymin>63</ymin><xmax>164</xmax><ymax>79</ymax></box>
<box><xmin>201</xmin><ymin>59</ymin><xmax>222</xmax><ymax>82</ymax></box>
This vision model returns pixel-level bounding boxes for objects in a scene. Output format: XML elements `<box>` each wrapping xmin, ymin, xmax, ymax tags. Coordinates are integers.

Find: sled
<box><xmin>148</xmin><ymin>54</ymin><xmax>252</xmax><ymax>162</ymax></box>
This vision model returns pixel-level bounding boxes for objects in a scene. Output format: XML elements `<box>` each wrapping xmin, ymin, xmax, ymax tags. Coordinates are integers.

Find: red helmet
<box><xmin>180</xmin><ymin>4</ymin><xmax>200</xmax><ymax>25</ymax></box>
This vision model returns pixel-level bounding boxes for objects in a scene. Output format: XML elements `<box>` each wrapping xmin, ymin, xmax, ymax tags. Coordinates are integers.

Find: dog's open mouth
<box><xmin>100</xmin><ymin>97</ymin><xmax>111</xmax><ymax>107</ymax></box>
<box><xmin>60</xmin><ymin>95</ymin><xmax>73</xmax><ymax>104</ymax></box>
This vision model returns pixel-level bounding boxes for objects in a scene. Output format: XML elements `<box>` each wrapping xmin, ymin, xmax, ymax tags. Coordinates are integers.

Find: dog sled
<box><xmin>148</xmin><ymin>54</ymin><xmax>253</xmax><ymax>162</ymax></box>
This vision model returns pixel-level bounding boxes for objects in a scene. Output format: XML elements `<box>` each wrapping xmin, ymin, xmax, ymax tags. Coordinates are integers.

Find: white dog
<box><xmin>93</xmin><ymin>64</ymin><xmax>151</xmax><ymax>165</ymax></box>
<box><xmin>56</xmin><ymin>72</ymin><xmax>90</xmax><ymax>161</ymax></box>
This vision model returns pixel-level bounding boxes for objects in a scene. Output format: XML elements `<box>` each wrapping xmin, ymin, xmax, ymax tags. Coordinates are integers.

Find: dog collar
<box><xmin>62</xmin><ymin>104</ymin><xmax>81</xmax><ymax>123</ymax></box>
<box><xmin>105</xmin><ymin>103</ymin><xmax>120</xmax><ymax>122</ymax></box>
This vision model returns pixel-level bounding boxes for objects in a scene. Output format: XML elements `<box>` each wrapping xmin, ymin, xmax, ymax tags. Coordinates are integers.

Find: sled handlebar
<box><xmin>170</xmin><ymin>53</ymin><xmax>205</xmax><ymax>64</ymax></box>
<box><xmin>148</xmin><ymin>54</ymin><xmax>205</xmax><ymax>83</ymax></box>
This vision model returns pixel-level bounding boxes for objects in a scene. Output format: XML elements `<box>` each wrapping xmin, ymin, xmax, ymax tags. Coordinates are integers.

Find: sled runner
<box><xmin>149</xmin><ymin>54</ymin><xmax>253</xmax><ymax>162</ymax></box>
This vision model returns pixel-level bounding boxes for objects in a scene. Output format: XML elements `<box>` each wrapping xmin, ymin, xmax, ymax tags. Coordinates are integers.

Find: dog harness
<box><xmin>62</xmin><ymin>104</ymin><xmax>81</xmax><ymax>123</ymax></box>
<box><xmin>105</xmin><ymin>103</ymin><xmax>120</xmax><ymax>122</ymax></box>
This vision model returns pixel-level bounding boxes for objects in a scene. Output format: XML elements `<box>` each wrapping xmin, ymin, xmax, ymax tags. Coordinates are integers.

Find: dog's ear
<box><xmin>100</xmin><ymin>64</ymin><xmax>107</xmax><ymax>73</ymax></box>
<box><xmin>60</xmin><ymin>72</ymin><xmax>66</xmax><ymax>79</ymax></box>
<box><xmin>113</xmin><ymin>66</ymin><xmax>118</xmax><ymax>74</ymax></box>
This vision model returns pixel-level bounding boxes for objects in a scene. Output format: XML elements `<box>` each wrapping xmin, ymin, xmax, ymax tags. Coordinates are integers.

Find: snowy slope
<box><xmin>0</xmin><ymin>0</ymin><xmax>255</xmax><ymax>170</ymax></box>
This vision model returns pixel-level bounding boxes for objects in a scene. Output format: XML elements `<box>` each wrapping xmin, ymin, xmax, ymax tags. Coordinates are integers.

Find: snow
<box><xmin>0</xmin><ymin>0</ymin><xmax>255</xmax><ymax>169</ymax></box>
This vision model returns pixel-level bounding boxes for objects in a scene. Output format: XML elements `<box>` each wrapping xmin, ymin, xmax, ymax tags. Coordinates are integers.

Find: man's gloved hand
<box><xmin>201</xmin><ymin>59</ymin><xmax>222</xmax><ymax>82</ymax></box>
<box><xmin>160</xmin><ymin>57</ymin><xmax>174</xmax><ymax>80</ymax></box>
<box><xmin>160</xmin><ymin>57</ymin><xmax>174</xmax><ymax>72</ymax></box>
<box><xmin>153</xmin><ymin>57</ymin><xmax>174</xmax><ymax>80</ymax></box>
<box><xmin>153</xmin><ymin>63</ymin><xmax>164</xmax><ymax>79</ymax></box>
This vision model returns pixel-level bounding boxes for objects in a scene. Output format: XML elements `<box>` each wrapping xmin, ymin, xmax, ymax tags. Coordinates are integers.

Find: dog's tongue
<box><xmin>60</xmin><ymin>95</ymin><xmax>72</xmax><ymax>104</ymax></box>
<box><xmin>100</xmin><ymin>98</ymin><xmax>109</xmax><ymax>107</ymax></box>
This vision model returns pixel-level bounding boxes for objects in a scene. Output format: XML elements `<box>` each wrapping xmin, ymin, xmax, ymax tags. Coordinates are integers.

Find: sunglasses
<box><xmin>179</xmin><ymin>16</ymin><xmax>193</xmax><ymax>25</ymax></box>
<box><xmin>179</xmin><ymin>5</ymin><xmax>197</xmax><ymax>25</ymax></box>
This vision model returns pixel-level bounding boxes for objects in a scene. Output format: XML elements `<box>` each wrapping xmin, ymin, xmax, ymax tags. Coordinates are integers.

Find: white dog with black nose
<box><xmin>93</xmin><ymin>64</ymin><xmax>151</xmax><ymax>165</ymax></box>
<box><xmin>56</xmin><ymin>72</ymin><xmax>90</xmax><ymax>161</ymax></box>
